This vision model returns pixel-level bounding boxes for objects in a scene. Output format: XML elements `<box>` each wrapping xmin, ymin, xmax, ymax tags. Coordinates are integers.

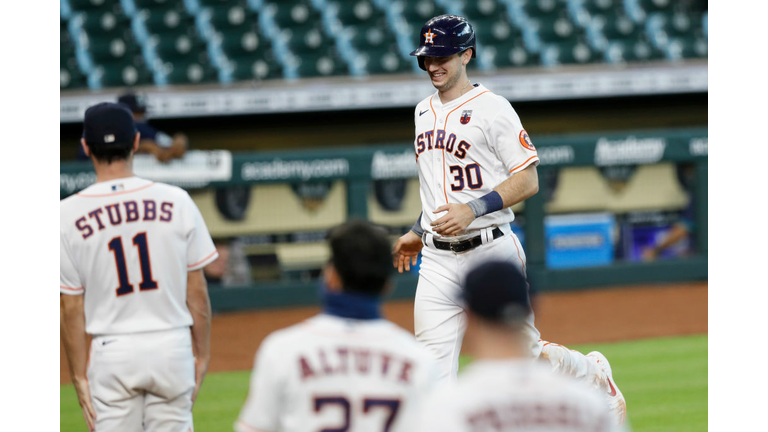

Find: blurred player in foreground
<box><xmin>60</xmin><ymin>102</ymin><xmax>218</xmax><ymax>430</ymax></box>
<box><xmin>419</xmin><ymin>261</ymin><xmax>624</xmax><ymax>432</ymax></box>
<box><xmin>236</xmin><ymin>220</ymin><xmax>436</xmax><ymax>432</ymax></box>
<box><xmin>393</xmin><ymin>14</ymin><xmax>626</xmax><ymax>424</ymax></box>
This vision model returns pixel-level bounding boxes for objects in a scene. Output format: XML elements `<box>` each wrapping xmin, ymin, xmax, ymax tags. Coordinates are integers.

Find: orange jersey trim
<box><xmin>60</xmin><ymin>285</ymin><xmax>84</xmax><ymax>292</ymax></box>
<box><xmin>508</xmin><ymin>155</ymin><xmax>539</xmax><ymax>174</ymax></box>
<box><xmin>187</xmin><ymin>250</ymin><xmax>219</xmax><ymax>269</ymax></box>
<box><xmin>77</xmin><ymin>182</ymin><xmax>156</xmax><ymax>198</ymax></box>
<box><xmin>510</xmin><ymin>234</ymin><xmax>526</xmax><ymax>273</ymax></box>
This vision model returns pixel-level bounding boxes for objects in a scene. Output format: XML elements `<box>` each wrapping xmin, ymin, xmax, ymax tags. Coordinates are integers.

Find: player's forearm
<box><xmin>495</xmin><ymin>164</ymin><xmax>539</xmax><ymax>208</ymax></box>
<box><xmin>60</xmin><ymin>295</ymin><xmax>89</xmax><ymax>381</ymax></box>
<box><xmin>187</xmin><ymin>270</ymin><xmax>212</xmax><ymax>362</ymax></box>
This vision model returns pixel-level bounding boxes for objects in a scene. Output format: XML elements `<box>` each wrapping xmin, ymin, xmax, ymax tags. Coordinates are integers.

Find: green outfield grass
<box><xmin>61</xmin><ymin>334</ymin><xmax>707</xmax><ymax>431</ymax></box>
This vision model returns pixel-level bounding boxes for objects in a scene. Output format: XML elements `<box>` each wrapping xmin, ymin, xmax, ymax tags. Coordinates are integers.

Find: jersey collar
<box><xmin>77</xmin><ymin>176</ymin><xmax>152</xmax><ymax>197</ymax></box>
<box><xmin>433</xmin><ymin>83</ymin><xmax>485</xmax><ymax>110</ymax></box>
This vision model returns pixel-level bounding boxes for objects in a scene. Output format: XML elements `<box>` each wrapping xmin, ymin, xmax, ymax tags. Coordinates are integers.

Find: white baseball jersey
<box><xmin>236</xmin><ymin>314</ymin><xmax>437</xmax><ymax>432</ymax></box>
<box><xmin>414</xmin><ymin>83</ymin><xmax>539</xmax><ymax>237</ymax></box>
<box><xmin>418</xmin><ymin>359</ymin><xmax>620</xmax><ymax>432</ymax></box>
<box><xmin>60</xmin><ymin>176</ymin><xmax>218</xmax><ymax>335</ymax></box>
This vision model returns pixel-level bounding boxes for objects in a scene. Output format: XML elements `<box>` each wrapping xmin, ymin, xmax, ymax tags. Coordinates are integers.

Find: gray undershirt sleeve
<box><xmin>411</xmin><ymin>212</ymin><xmax>424</xmax><ymax>237</ymax></box>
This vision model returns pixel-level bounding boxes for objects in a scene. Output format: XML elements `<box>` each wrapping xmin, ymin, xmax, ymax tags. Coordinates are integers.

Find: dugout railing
<box><xmin>60</xmin><ymin>127</ymin><xmax>708</xmax><ymax>313</ymax></box>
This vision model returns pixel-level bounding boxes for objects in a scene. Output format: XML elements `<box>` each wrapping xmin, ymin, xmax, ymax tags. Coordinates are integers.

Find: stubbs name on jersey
<box><xmin>75</xmin><ymin>198</ymin><xmax>173</xmax><ymax>240</ymax></box>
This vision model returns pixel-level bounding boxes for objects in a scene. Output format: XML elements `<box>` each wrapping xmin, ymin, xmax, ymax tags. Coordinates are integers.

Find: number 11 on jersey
<box><xmin>108</xmin><ymin>232</ymin><xmax>158</xmax><ymax>296</ymax></box>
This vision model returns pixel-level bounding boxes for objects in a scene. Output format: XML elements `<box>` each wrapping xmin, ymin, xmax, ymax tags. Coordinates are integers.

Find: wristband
<box><xmin>411</xmin><ymin>212</ymin><xmax>424</xmax><ymax>237</ymax></box>
<box><xmin>467</xmin><ymin>191</ymin><xmax>504</xmax><ymax>218</ymax></box>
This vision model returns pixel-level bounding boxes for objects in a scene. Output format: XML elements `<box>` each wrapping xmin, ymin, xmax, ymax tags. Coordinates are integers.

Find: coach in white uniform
<box><xmin>60</xmin><ymin>103</ymin><xmax>218</xmax><ymax>431</ymax></box>
<box><xmin>393</xmin><ymin>15</ymin><xmax>626</xmax><ymax>424</ymax></box>
<box><xmin>236</xmin><ymin>221</ymin><xmax>436</xmax><ymax>432</ymax></box>
<box><xmin>419</xmin><ymin>261</ymin><xmax>625</xmax><ymax>432</ymax></box>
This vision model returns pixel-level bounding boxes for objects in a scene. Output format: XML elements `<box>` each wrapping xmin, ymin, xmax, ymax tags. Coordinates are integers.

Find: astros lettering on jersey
<box><xmin>414</xmin><ymin>83</ymin><xmax>539</xmax><ymax>237</ymax></box>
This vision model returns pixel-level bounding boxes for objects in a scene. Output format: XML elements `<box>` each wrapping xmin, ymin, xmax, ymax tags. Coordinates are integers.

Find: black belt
<box><xmin>428</xmin><ymin>227</ymin><xmax>504</xmax><ymax>253</ymax></box>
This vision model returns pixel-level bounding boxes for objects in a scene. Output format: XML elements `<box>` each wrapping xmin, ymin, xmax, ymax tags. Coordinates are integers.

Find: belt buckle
<box><xmin>449</xmin><ymin>241</ymin><xmax>470</xmax><ymax>253</ymax></box>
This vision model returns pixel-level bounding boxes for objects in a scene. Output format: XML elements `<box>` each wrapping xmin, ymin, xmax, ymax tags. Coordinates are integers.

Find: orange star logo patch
<box><xmin>424</xmin><ymin>29</ymin><xmax>435</xmax><ymax>45</ymax></box>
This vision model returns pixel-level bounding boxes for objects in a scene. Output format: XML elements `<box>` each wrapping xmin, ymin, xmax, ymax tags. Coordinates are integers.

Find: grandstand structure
<box><xmin>59</xmin><ymin>0</ymin><xmax>708</xmax><ymax>300</ymax></box>
<box><xmin>61</xmin><ymin>0</ymin><xmax>707</xmax><ymax>121</ymax></box>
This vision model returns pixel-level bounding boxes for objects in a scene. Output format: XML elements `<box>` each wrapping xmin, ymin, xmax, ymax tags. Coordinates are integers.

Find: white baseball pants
<box><xmin>87</xmin><ymin>327</ymin><xmax>195</xmax><ymax>432</ymax></box>
<box><xmin>414</xmin><ymin>226</ymin><xmax>543</xmax><ymax>384</ymax></box>
<box><xmin>414</xmin><ymin>225</ymin><xmax>600</xmax><ymax>385</ymax></box>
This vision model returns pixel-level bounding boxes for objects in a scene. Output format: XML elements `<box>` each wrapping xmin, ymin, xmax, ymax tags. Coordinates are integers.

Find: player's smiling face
<box><xmin>424</xmin><ymin>53</ymin><xmax>464</xmax><ymax>91</ymax></box>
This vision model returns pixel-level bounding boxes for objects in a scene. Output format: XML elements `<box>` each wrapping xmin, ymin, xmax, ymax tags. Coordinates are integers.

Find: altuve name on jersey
<box><xmin>415</xmin><ymin>130</ymin><xmax>471</xmax><ymax>160</ymax></box>
<box><xmin>74</xmin><ymin>199</ymin><xmax>174</xmax><ymax>240</ymax></box>
<box><xmin>298</xmin><ymin>346</ymin><xmax>417</xmax><ymax>385</ymax></box>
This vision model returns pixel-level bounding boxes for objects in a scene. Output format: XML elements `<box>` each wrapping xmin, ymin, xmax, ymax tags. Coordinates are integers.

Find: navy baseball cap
<box><xmin>462</xmin><ymin>261</ymin><xmax>531</xmax><ymax>325</ymax></box>
<box><xmin>82</xmin><ymin>102</ymin><xmax>137</xmax><ymax>148</ymax></box>
<box><xmin>117</xmin><ymin>92</ymin><xmax>146</xmax><ymax>113</ymax></box>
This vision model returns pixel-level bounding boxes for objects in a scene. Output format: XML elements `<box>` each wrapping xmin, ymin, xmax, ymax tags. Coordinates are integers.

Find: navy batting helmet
<box><xmin>410</xmin><ymin>14</ymin><xmax>476</xmax><ymax>71</ymax></box>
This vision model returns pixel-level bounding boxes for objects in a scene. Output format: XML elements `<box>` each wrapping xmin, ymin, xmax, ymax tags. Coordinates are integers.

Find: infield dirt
<box><xmin>60</xmin><ymin>281</ymin><xmax>707</xmax><ymax>384</ymax></box>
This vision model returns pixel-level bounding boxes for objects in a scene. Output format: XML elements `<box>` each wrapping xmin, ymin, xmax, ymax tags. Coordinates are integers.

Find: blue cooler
<box><xmin>545</xmin><ymin>213</ymin><xmax>615</xmax><ymax>269</ymax></box>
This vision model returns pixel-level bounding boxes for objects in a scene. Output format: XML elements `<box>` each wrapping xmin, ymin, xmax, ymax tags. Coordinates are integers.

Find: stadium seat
<box><xmin>283</xmin><ymin>23</ymin><xmax>336</xmax><ymax>54</ymax></box>
<box><xmin>149</xmin><ymin>31</ymin><xmax>208</xmax><ymax>61</ymax></box>
<box><xmin>61</xmin><ymin>64</ymin><xmax>88</xmax><ymax>90</ymax></box>
<box><xmin>635</xmin><ymin>0</ymin><xmax>675</xmax><ymax>14</ymax></box>
<box><xmin>76</xmin><ymin>10</ymin><xmax>133</xmax><ymax>39</ymax></box>
<box><xmin>268</xmin><ymin>0</ymin><xmax>322</xmax><ymax>27</ymax></box>
<box><xmin>541</xmin><ymin>39</ymin><xmax>599</xmax><ymax>66</ymax></box>
<box><xmin>592</xmin><ymin>12</ymin><xmax>643</xmax><ymax>43</ymax></box>
<box><xmin>226</xmin><ymin>51</ymin><xmax>284</xmax><ymax>81</ymax></box>
<box><xmin>87</xmin><ymin>36</ymin><xmax>143</xmax><ymax>63</ymax></box>
<box><xmin>534</xmin><ymin>13</ymin><xmax>586</xmax><ymax>43</ymax></box>
<box><xmin>196</xmin><ymin>0</ymin><xmax>249</xmax><ymax>7</ymax></box>
<box><xmin>604</xmin><ymin>38</ymin><xmax>664</xmax><ymax>63</ymax></box>
<box><xmin>665</xmin><ymin>35</ymin><xmax>707</xmax><ymax>60</ymax></box>
<box><xmin>397</xmin><ymin>0</ymin><xmax>447</xmax><ymax>34</ymax></box>
<box><xmin>190</xmin><ymin>182</ymin><xmax>347</xmax><ymax>237</ymax></box>
<box><xmin>473</xmin><ymin>17</ymin><xmax>525</xmax><ymax>46</ymax></box>
<box><xmin>520</xmin><ymin>0</ymin><xmax>562</xmax><ymax>21</ymax></box>
<box><xmin>546</xmin><ymin>167</ymin><xmax>613</xmax><ymax>213</ymax></box>
<box><xmin>94</xmin><ymin>59</ymin><xmax>154</xmax><ymax>87</ymax></box>
<box><xmin>646</xmin><ymin>11</ymin><xmax>702</xmax><ymax>39</ymax></box>
<box><xmin>362</xmin><ymin>48</ymin><xmax>412</xmax><ymax>75</ymax></box>
<box><xmin>202</xmin><ymin>3</ymin><xmax>259</xmax><ymax>31</ymax></box>
<box><xmin>608</xmin><ymin>163</ymin><xmax>689</xmax><ymax>213</ymax></box>
<box><xmin>334</xmin><ymin>0</ymin><xmax>382</xmax><ymax>26</ymax></box>
<box><xmin>293</xmin><ymin>49</ymin><xmax>350</xmax><ymax>77</ymax></box>
<box><xmin>68</xmin><ymin>0</ymin><xmax>123</xmax><ymax>13</ymax></box>
<box><xmin>214</xmin><ymin>28</ymin><xmax>269</xmax><ymax>57</ymax></box>
<box><xmin>347</xmin><ymin>20</ymin><xmax>398</xmax><ymax>51</ymax></box>
<box><xmin>139</xmin><ymin>7</ymin><xmax>196</xmax><ymax>35</ymax></box>
<box><xmin>161</xmin><ymin>57</ymin><xmax>219</xmax><ymax>84</ymax></box>
<box><xmin>489</xmin><ymin>42</ymin><xmax>541</xmax><ymax>68</ymax></box>
<box><xmin>461</xmin><ymin>0</ymin><xmax>506</xmax><ymax>21</ymax></box>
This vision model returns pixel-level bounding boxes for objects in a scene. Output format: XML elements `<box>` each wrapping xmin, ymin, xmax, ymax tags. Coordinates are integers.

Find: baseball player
<box><xmin>235</xmin><ymin>220</ymin><xmax>436</xmax><ymax>432</ymax></box>
<box><xmin>391</xmin><ymin>15</ymin><xmax>626</xmax><ymax>423</ymax></box>
<box><xmin>60</xmin><ymin>103</ymin><xmax>218</xmax><ymax>431</ymax></box>
<box><xmin>418</xmin><ymin>260</ymin><xmax>624</xmax><ymax>432</ymax></box>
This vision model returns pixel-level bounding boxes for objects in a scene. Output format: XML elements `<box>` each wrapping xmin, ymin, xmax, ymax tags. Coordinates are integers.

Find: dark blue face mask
<box><xmin>319</xmin><ymin>280</ymin><xmax>382</xmax><ymax>320</ymax></box>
